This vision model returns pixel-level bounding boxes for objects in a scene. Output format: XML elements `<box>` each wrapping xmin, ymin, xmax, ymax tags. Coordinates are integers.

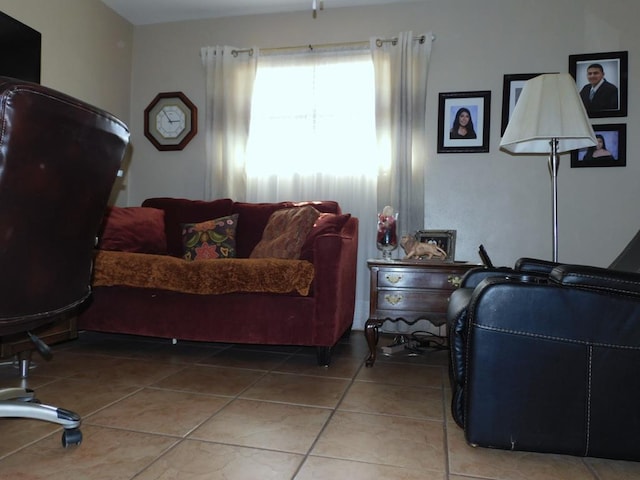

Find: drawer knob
<box><xmin>384</xmin><ymin>294</ymin><xmax>403</xmax><ymax>305</ymax></box>
<box><xmin>448</xmin><ymin>275</ymin><xmax>462</xmax><ymax>288</ymax></box>
<box><xmin>385</xmin><ymin>274</ymin><xmax>403</xmax><ymax>284</ymax></box>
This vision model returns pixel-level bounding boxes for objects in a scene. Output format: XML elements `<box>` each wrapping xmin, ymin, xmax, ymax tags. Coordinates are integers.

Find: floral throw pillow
<box><xmin>181</xmin><ymin>214</ymin><xmax>239</xmax><ymax>261</ymax></box>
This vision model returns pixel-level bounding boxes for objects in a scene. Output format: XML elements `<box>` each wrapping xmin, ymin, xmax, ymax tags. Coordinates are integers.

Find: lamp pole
<box><xmin>548</xmin><ymin>138</ymin><xmax>559</xmax><ymax>262</ymax></box>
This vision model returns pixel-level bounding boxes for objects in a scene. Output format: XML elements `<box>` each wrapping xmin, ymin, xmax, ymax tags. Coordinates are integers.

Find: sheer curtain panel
<box><xmin>371</xmin><ymin>31</ymin><xmax>433</xmax><ymax>336</ymax></box>
<box><xmin>201</xmin><ymin>46</ymin><xmax>258</xmax><ymax>200</ymax></box>
<box><xmin>245</xmin><ymin>45</ymin><xmax>379</xmax><ymax>330</ymax></box>
<box><xmin>370</xmin><ymin>32</ymin><xmax>432</xmax><ymax>236</ymax></box>
<box><xmin>201</xmin><ymin>35</ymin><xmax>433</xmax><ymax>333</ymax></box>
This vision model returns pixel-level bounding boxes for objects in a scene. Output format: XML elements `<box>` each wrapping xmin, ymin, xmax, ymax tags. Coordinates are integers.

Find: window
<box><xmin>246</xmin><ymin>47</ymin><xmax>378</xmax><ymax>179</ymax></box>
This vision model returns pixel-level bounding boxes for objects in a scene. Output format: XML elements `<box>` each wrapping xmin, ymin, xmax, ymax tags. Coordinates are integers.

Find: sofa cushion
<box><xmin>250</xmin><ymin>206</ymin><xmax>321</xmax><ymax>260</ymax></box>
<box><xmin>142</xmin><ymin>197</ymin><xmax>234</xmax><ymax>257</ymax></box>
<box><xmin>98</xmin><ymin>206</ymin><xmax>167</xmax><ymax>254</ymax></box>
<box><xmin>93</xmin><ymin>250</ymin><xmax>315</xmax><ymax>296</ymax></box>
<box><xmin>299</xmin><ymin>213</ymin><xmax>351</xmax><ymax>262</ymax></box>
<box><xmin>181</xmin><ymin>214</ymin><xmax>239</xmax><ymax>261</ymax></box>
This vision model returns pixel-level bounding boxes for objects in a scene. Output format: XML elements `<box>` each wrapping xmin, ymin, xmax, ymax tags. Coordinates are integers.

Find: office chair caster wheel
<box><xmin>61</xmin><ymin>428</ymin><xmax>82</xmax><ymax>448</ymax></box>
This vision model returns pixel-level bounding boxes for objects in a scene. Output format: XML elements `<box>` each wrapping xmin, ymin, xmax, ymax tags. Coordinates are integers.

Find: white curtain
<box><xmin>201</xmin><ymin>35</ymin><xmax>433</xmax><ymax>333</ymax></box>
<box><xmin>371</xmin><ymin>32</ymin><xmax>434</xmax><ymax>336</ymax></box>
<box><xmin>200</xmin><ymin>46</ymin><xmax>258</xmax><ymax>200</ymax></box>
<box><xmin>370</xmin><ymin>31</ymin><xmax>432</xmax><ymax>237</ymax></box>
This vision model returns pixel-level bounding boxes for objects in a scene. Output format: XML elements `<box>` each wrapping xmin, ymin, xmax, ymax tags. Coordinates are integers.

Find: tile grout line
<box><xmin>289</xmin><ymin>354</ymin><xmax>369</xmax><ymax>478</ymax></box>
<box><xmin>440</xmin><ymin>363</ymin><xmax>453</xmax><ymax>480</ymax></box>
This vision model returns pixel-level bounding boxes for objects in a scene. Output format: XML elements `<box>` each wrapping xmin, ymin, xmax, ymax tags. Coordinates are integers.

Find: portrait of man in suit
<box><xmin>578</xmin><ymin>63</ymin><xmax>619</xmax><ymax>115</ymax></box>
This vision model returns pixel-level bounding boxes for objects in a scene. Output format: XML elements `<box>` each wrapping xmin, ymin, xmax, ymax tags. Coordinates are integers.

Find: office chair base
<box><xmin>0</xmin><ymin>387</ymin><xmax>35</xmax><ymax>401</ymax></box>
<box><xmin>0</xmin><ymin>388</ymin><xmax>82</xmax><ymax>447</ymax></box>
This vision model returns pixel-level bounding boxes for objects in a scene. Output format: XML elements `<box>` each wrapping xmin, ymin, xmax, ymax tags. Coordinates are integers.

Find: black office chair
<box><xmin>0</xmin><ymin>77</ymin><xmax>129</xmax><ymax>447</ymax></box>
<box><xmin>447</xmin><ymin>239</ymin><xmax>640</xmax><ymax>461</ymax></box>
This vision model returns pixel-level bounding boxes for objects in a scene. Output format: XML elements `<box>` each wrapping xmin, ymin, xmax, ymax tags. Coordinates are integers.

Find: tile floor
<box><xmin>1</xmin><ymin>331</ymin><xmax>639</xmax><ymax>479</ymax></box>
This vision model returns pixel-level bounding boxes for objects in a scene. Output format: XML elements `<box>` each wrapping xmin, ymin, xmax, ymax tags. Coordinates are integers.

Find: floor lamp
<box><xmin>500</xmin><ymin>73</ymin><xmax>597</xmax><ymax>262</ymax></box>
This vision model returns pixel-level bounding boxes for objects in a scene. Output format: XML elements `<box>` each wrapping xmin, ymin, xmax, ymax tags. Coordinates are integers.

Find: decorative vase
<box><xmin>376</xmin><ymin>209</ymin><xmax>398</xmax><ymax>260</ymax></box>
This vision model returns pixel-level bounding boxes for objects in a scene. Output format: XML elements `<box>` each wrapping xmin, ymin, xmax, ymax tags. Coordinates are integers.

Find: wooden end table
<box><xmin>365</xmin><ymin>258</ymin><xmax>477</xmax><ymax>366</ymax></box>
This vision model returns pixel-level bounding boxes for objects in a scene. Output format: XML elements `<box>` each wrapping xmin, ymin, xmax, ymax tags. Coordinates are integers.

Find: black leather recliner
<box><xmin>447</xmin><ymin>254</ymin><xmax>640</xmax><ymax>461</ymax></box>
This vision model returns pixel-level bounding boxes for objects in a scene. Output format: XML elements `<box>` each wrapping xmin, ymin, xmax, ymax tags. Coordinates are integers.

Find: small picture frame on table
<box><xmin>569</xmin><ymin>51</ymin><xmax>628</xmax><ymax>118</ymax></box>
<box><xmin>437</xmin><ymin>91</ymin><xmax>490</xmax><ymax>153</ymax></box>
<box><xmin>416</xmin><ymin>230</ymin><xmax>457</xmax><ymax>261</ymax></box>
<box><xmin>571</xmin><ymin>123</ymin><xmax>626</xmax><ymax>168</ymax></box>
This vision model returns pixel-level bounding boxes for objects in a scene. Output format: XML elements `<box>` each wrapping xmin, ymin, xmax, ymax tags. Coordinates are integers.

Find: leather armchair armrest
<box><xmin>461</xmin><ymin>257</ymin><xmax>558</xmax><ymax>289</ymax></box>
<box><xmin>460</xmin><ymin>267</ymin><xmax>515</xmax><ymax>289</ymax></box>
<box><xmin>550</xmin><ymin>264</ymin><xmax>640</xmax><ymax>295</ymax></box>
<box><xmin>515</xmin><ymin>257</ymin><xmax>559</xmax><ymax>274</ymax></box>
<box><xmin>460</xmin><ymin>265</ymin><xmax>549</xmax><ymax>289</ymax></box>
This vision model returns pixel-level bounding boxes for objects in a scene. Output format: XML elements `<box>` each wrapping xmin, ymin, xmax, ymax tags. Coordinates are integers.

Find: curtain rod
<box><xmin>230</xmin><ymin>33</ymin><xmax>435</xmax><ymax>57</ymax></box>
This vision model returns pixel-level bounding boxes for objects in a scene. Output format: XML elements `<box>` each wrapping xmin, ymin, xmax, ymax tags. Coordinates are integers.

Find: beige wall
<box><xmin>0</xmin><ymin>0</ymin><xmax>133</xmax><ymax>204</ymax></box>
<box><xmin>3</xmin><ymin>0</ymin><xmax>637</xmax><ymax>269</ymax></box>
<box><xmin>0</xmin><ymin>0</ymin><xmax>133</xmax><ymax>122</ymax></box>
<box><xmin>127</xmin><ymin>0</ymin><xmax>639</xmax><ymax>269</ymax></box>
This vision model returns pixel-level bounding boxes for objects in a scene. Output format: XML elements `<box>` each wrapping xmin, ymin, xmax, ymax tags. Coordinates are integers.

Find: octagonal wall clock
<box><xmin>144</xmin><ymin>91</ymin><xmax>197</xmax><ymax>151</ymax></box>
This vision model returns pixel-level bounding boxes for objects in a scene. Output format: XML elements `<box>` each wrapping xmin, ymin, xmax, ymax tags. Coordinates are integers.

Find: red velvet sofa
<box><xmin>77</xmin><ymin>197</ymin><xmax>358</xmax><ymax>365</ymax></box>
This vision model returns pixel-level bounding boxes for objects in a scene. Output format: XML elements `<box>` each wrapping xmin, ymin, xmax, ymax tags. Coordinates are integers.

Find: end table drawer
<box><xmin>377</xmin><ymin>270</ymin><xmax>464</xmax><ymax>290</ymax></box>
<box><xmin>377</xmin><ymin>290</ymin><xmax>450</xmax><ymax>312</ymax></box>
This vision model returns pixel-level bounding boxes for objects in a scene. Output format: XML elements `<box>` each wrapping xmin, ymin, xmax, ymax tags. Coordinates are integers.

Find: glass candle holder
<box><xmin>376</xmin><ymin>211</ymin><xmax>398</xmax><ymax>260</ymax></box>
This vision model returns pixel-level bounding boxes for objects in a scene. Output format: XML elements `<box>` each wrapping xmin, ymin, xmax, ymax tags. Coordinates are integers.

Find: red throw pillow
<box><xmin>98</xmin><ymin>206</ymin><xmax>167</xmax><ymax>254</ymax></box>
<box><xmin>299</xmin><ymin>213</ymin><xmax>351</xmax><ymax>262</ymax></box>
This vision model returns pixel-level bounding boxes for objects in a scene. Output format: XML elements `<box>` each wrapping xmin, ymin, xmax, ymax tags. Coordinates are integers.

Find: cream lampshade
<box><xmin>500</xmin><ymin>73</ymin><xmax>597</xmax><ymax>261</ymax></box>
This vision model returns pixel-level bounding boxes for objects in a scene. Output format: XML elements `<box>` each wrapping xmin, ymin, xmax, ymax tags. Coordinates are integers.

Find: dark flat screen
<box><xmin>0</xmin><ymin>11</ymin><xmax>41</xmax><ymax>83</ymax></box>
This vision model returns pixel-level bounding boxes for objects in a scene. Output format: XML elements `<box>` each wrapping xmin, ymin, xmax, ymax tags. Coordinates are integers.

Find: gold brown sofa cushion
<box><xmin>92</xmin><ymin>250</ymin><xmax>315</xmax><ymax>296</ymax></box>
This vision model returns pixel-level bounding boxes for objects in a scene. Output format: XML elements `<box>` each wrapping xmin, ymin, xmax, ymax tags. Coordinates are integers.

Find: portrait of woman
<box><xmin>438</xmin><ymin>90</ymin><xmax>490</xmax><ymax>153</ymax></box>
<box><xmin>449</xmin><ymin>107</ymin><xmax>477</xmax><ymax>139</ymax></box>
<box><xmin>571</xmin><ymin>123</ymin><xmax>626</xmax><ymax>168</ymax></box>
<box><xmin>583</xmin><ymin>134</ymin><xmax>615</xmax><ymax>161</ymax></box>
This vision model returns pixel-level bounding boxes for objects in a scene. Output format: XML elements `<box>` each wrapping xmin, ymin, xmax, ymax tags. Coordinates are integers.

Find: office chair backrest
<box><xmin>0</xmin><ymin>77</ymin><xmax>130</xmax><ymax>333</ymax></box>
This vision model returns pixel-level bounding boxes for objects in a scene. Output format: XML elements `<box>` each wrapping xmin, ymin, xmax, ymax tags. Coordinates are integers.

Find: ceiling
<box><xmin>100</xmin><ymin>0</ymin><xmax>414</xmax><ymax>25</ymax></box>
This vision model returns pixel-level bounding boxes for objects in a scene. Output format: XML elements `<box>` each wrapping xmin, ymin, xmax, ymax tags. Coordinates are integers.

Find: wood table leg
<box><xmin>364</xmin><ymin>319</ymin><xmax>382</xmax><ymax>367</ymax></box>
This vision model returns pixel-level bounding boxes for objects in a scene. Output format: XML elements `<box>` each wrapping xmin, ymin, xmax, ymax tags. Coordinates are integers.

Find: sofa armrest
<box><xmin>310</xmin><ymin>216</ymin><xmax>358</xmax><ymax>345</ymax></box>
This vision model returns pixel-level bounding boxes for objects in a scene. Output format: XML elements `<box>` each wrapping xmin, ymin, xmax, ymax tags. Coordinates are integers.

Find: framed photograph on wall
<box><xmin>501</xmin><ymin>73</ymin><xmax>546</xmax><ymax>135</ymax></box>
<box><xmin>415</xmin><ymin>230</ymin><xmax>456</xmax><ymax>261</ymax></box>
<box><xmin>571</xmin><ymin>123</ymin><xmax>626</xmax><ymax>168</ymax></box>
<box><xmin>569</xmin><ymin>51</ymin><xmax>628</xmax><ymax>118</ymax></box>
<box><xmin>437</xmin><ymin>91</ymin><xmax>490</xmax><ymax>153</ymax></box>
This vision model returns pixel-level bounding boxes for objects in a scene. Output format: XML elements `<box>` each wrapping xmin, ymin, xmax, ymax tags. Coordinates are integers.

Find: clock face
<box><xmin>144</xmin><ymin>92</ymin><xmax>197</xmax><ymax>151</ymax></box>
<box><xmin>156</xmin><ymin>105</ymin><xmax>186</xmax><ymax>138</ymax></box>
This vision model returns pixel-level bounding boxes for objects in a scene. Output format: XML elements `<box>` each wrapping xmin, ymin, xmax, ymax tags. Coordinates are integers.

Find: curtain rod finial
<box><xmin>312</xmin><ymin>0</ymin><xmax>324</xmax><ymax>18</ymax></box>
